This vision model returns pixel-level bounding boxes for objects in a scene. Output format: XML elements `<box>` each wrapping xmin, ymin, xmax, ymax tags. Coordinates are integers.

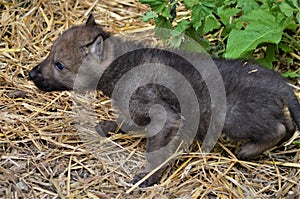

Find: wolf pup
<box><xmin>29</xmin><ymin>14</ymin><xmax>300</xmax><ymax>187</ymax></box>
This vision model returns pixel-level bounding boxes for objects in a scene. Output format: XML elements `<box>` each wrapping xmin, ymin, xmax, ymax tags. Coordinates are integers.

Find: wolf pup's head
<box><xmin>29</xmin><ymin>14</ymin><xmax>111</xmax><ymax>92</ymax></box>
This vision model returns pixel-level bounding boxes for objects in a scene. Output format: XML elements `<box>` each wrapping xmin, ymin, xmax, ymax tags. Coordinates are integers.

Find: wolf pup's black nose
<box><xmin>29</xmin><ymin>66</ymin><xmax>39</xmax><ymax>80</ymax></box>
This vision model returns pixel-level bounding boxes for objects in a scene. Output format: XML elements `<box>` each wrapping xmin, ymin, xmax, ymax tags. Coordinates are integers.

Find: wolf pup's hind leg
<box><xmin>237</xmin><ymin>122</ymin><xmax>287</xmax><ymax>159</ymax></box>
<box><xmin>224</xmin><ymin>87</ymin><xmax>293</xmax><ymax>159</ymax></box>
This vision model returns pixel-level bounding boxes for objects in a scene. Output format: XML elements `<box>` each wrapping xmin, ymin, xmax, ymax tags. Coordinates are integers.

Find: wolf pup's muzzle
<box><xmin>29</xmin><ymin>65</ymin><xmax>69</xmax><ymax>92</ymax></box>
<box><xmin>29</xmin><ymin>65</ymin><xmax>40</xmax><ymax>81</ymax></box>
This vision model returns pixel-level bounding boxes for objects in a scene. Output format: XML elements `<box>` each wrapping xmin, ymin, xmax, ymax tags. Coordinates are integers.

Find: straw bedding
<box><xmin>1</xmin><ymin>0</ymin><xmax>300</xmax><ymax>198</ymax></box>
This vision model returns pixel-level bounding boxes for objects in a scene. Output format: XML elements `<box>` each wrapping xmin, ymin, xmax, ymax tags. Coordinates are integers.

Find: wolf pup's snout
<box><xmin>29</xmin><ymin>65</ymin><xmax>40</xmax><ymax>80</ymax></box>
<box><xmin>29</xmin><ymin>62</ymin><xmax>70</xmax><ymax>92</ymax></box>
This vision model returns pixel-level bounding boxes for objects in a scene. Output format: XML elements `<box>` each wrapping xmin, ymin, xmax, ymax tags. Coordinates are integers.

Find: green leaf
<box><xmin>257</xmin><ymin>44</ymin><xmax>277</xmax><ymax>69</ymax></box>
<box><xmin>217</xmin><ymin>6</ymin><xmax>240</xmax><ymax>26</ymax></box>
<box><xmin>161</xmin><ymin>7</ymin><xmax>172</xmax><ymax>18</ymax></box>
<box><xmin>175</xmin><ymin>19</ymin><xmax>191</xmax><ymax>33</ymax></box>
<box><xmin>191</xmin><ymin>2</ymin><xmax>214</xmax><ymax>30</ymax></box>
<box><xmin>183</xmin><ymin>0</ymin><xmax>200</xmax><ymax>9</ymax></box>
<box><xmin>195</xmin><ymin>37</ymin><xmax>211</xmax><ymax>50</ymax></box>
<box><xmin>225</xmin><ymin>10</ymin><xmax>285</xmax><ymax>58</ymax></box>
<box><xmin>184</xmin><ymin>0</ymin><xmax>215</xmax><ymax>9</ymax></box>
<box><xmin>282</xmin><ymin>68</ymin><xmax>300</xmax><ymax>78</ymax></box>
<box><xmin>171</xmin><ymin>20</ymin><xmax>191</xmax><ymax>37</ymax></box>
<box><xmin>265</xmin><ymin>44</ymin><xmax>278</xmax><ymax>62</ymax></box>
<box><xmin>279</xmin><ymin>1</ymin><xmax>294</xmax><ymax>17</ymax></box>
<box><xmin>191</xmin><ymin>5</ymin><xmax>206</xmax><ymax>29</ymax></box>
<box><xmin>203</xmin><ymin>15</ymin><xmax>221</xmax><ymax>34</ymax></box>
<box><xmin>278</xmin><ymin>42</ymin><xmax>294</xmax><ymax>53</ymax></box>
<box><xmin>260</xmin><ymin>0</ymin><xmax>273</xmax><ymax>10</ymax></box>
<box><xmin>142</xmin><ymin>11</ymin><xmax>158</xmax><ymax>22</ymax></box>
<box><xmin>180</xmin><ymin>39</ymin><xmax>207</xmax><ymax>53</ymax></box>
<box><xmin>202</xmin><ymin>0</ymin><xmax>216</xmax><ymax>8</ymax></box>
<box><xmin>139</xmin><ymin>0</ymin><xmax>168</xmax><ymax>13</ymax></box>
<box><xmin>282</xmin><ymin>16</ymin><xmax>297</xmax><ymax>31</ymax></box>
<box><xmin>155</xmin><ymin>16</ymin><xmax>173</xmax><ymax>29</ymax></box>
<box><xmin>237</xmin><ymin>0</ymin><xmax>260</xmax><ymax>13</ymax></box>
<box><xmin>289</xmin><ymin>0</ymin><xmax>300</xmax><ymax>8</ymax></box>
<box><xmin>223</xmin><ymin>0</ymin><xmax>237</xmax><ymax>6</ymax></box>
<box><xmin>293</xmin><ymin>139</ymin><xmax>300</xmax><ymax>145</ymax></box>
<box><xmin>154</xmin><ymin>16</ymin><xmax>173</xmax><ymax>41</ymax></box>
<box><xmin>184</xmin><ymin>27</ymin><xmax>211</xmax><ymax>50</ymax></box>
<box><xmin>257</xmin><ymin>58</ymin><xmax>273</xmax><ymax>69</ymax></box>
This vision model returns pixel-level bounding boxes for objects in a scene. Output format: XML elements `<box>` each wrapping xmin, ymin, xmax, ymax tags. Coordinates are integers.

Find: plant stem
<box><xmin>283</xmin><ymin>32</ymin><xmax>300</xmax><ymax>50</ymax></box>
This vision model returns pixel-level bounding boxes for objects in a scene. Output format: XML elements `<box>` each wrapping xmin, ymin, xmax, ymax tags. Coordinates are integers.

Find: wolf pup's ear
<box><xmin>80</xmin><ymin>35</ymin><xmax>104</xmax><ymax>60</ymax></box>
<box><xmin>86</xmin><ymin>14</ymin><xmax>96</xmax><ymax>26</ymax></box>
<box><xmin>90</xmin><ymin>35</ymin><xmax>104</xmax><ymax>61</ymax></box>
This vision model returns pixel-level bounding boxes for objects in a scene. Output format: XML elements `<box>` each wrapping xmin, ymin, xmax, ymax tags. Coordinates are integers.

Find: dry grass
<box><xmin>1</xmin><ymin>0</ymin><xmax>300</xmax><ymax>198</ymax></box>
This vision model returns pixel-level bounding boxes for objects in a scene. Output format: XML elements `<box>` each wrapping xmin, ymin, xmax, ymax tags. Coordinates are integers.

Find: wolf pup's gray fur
<box><xmin>29</xmin><ymin>14</ymin><xmax>300</xmax><ymax>187</ymax></box>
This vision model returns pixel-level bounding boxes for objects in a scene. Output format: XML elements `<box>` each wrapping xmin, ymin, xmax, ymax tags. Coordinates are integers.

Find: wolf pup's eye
<box><xmin>55</xmin><ymin>62</ymin><xmax>65</xmax><ymax>71</ymax></box>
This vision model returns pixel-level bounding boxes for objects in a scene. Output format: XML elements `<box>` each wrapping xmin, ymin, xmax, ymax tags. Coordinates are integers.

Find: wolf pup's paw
<box><xmin>237</xmin><ymin>142</ymin><xmax>262</xmax><ymax>160</ymax></box>
<box><xmin>95</xmin><ymin>121</ymin><xmax>118</xmax><ymax>137</ymax></box>
<box><xmin>131</xmin><ymin>172</ymin><xmax>161</xmax><ymax>187</ymax></box>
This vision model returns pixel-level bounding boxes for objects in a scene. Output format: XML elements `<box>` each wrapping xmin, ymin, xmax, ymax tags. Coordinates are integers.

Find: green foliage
<box><xmin>140</xmin><ymin>0</ymin><xmax>300</xmax><ymax>70</ymax></box>
<box><xmin>293</xmin><ymin>139</ymin><xmax>300</xmax><ymax>145</ymax></box>
<box><xmin>282</xmin><ymin>68</ymin><xmax>300</xmax><ymax>78</ymax></box>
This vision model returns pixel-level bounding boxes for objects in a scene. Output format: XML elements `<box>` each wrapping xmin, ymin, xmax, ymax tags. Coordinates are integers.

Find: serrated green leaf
<box><xmin>154</xmin><ymin>16</ymin><xmax>173</xmax><ymax>41</ymax></box>
<box><xmin>191</xmin><ymin>5</ymin><xmax>204</xmax><ymax>30</ymax></box>
<box><xmin>260</xmin><ymin>0</ymin><xmax>273</xmax><ymax>10</ymax></box>
<box><xmin>139</xmin><ymin>0</ymin><xmax>168</xmax><ymax>13</ymax></box>
<box><xmin>224</xmin><ymin>0</ymin><xmax>237</xmax><ymax>6</ymax></box>
<box><xmin>191</xmin><ymin>3</ymin><xmax>214</xmax><ymax>30</ymax></box>
<box><xmin>203</xmin><ymin>15</ymin><xmax>221</xmax><ymax>34</ymax></box>
<box><xmin>202</xmin><ymin>0</ymin><xmax>216</xmax><ymax>8</ymax></box>
<box><xmin>171</xmin><ymin>20</ymin><xmax>191</xmax><ymax>37</ymax></box>
<box><xmin>155</xmin><ymin>16</ymin><xmax>173</xmax><ymax>29</ymax></box>
<box><xmin>175</xmin><ymin>19</ymin><xmax>191</xmax><ymax>33</ymax></box>
<box><xmin>225</xmin><ymin>10</ymin><xmax>285</xmax><ymax>58</ymax></box>
<box><xmin>161</xmin><ymin>7</ymin><xmax>172</xmax><ymax>18</ymax></box>
<box><xmin>237</xmin><ymin>0</ymin><xmax>259</xmax><ymax>13</ymax></box>
<box><xmin>217</xmin><ymin>6</ymin><xmax>240</xmax><ymax>26</ymax></box>
<box><xmin>142</xmin><ymin>11</ymin><xmax>158</xmax><ymax>22</ymax></box>
<box><xmin>183</xmin><ymin>0</ymin><xmax>200</xmax><ymax>9</ymax></box>
<box><xmin>279</xmin><ymin>1</ymin><xmax>294</xmax><ymax>17</ymax></box>
<box><xmin>289</xmin><ymin>0</ymin><xmax>300</xmax><ymax>8</ymax></box>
